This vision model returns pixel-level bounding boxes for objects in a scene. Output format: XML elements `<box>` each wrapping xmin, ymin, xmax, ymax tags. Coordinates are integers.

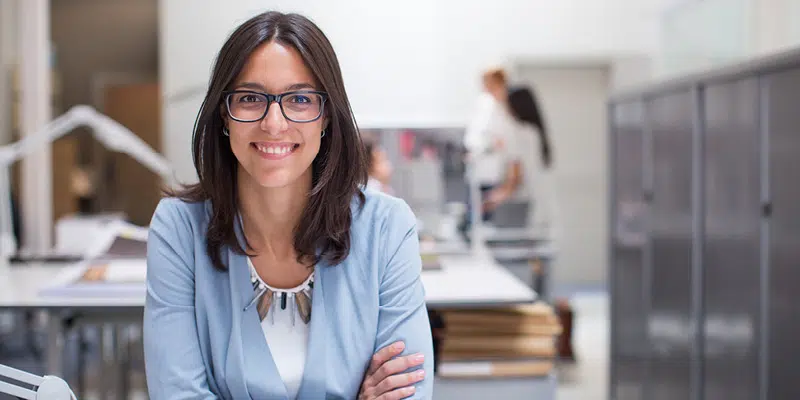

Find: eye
<box><xmin>240</xmin><ymin>94</ymin><xmax>263</xmax><ymax>103</ymax></box>
<box><xmin>287</xmin><ymin>94</ymin><xmax>312</xmax><ymax>104</ymax></box>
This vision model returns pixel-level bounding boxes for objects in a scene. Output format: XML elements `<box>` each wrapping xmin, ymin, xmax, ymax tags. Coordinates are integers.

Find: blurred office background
<box><xmin>1</xmin><ymin>0</ymin><xmax>800</xmax><ymax>399</ymax></box>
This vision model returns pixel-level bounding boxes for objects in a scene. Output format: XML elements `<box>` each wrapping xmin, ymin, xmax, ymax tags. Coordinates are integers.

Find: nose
<box><xmin>259</xmin><ymin>99</ymin><xmax>288</xmax><ymax>134</ymax></box>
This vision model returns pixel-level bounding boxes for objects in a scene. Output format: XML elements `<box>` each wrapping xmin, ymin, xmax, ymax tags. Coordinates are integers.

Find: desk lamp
<box><xmin>0</xmin><ymin>364</ymin><xmax>75</xmax><ymax>399</ymax></box>
<box><xmin>0</xmin><ymin>105</ymin><xmax>174</xmax><ymax>270</ymax></box>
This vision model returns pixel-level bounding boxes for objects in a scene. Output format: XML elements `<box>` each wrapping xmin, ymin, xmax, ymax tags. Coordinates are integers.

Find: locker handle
<box><xmin>761</xmin><ymin>202</ymin><xmax>772</xmax><ymax>217</ymax></box>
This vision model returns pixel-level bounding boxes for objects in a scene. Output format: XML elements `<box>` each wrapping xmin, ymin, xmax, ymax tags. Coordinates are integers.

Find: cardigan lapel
<box><xmin>227</xmin><ymin>218</ymin><xmax>289</xmax><ymax>399</ymax></box>
<box><xmin>295</xmin><ymin>261</ymin><xmax>329</xmax><ymax>398</ymax></box>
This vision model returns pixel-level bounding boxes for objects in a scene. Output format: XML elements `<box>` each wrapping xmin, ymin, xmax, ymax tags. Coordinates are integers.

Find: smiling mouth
<box><xmin>252</xmin><ymin>142</ymin><xmax>300</xmax><ymax>159</ymax></box>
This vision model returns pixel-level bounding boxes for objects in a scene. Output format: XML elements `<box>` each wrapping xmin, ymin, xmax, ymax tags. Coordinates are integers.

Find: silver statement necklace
<box><xmin>239</xmin><ymin>212</ymin><xmax>314</xmax><ymax>325</ymax></box>
<box><xmin>248</xmin><ymin>258</ymin><xmax>314</xmax><ymax>325</ymax></box>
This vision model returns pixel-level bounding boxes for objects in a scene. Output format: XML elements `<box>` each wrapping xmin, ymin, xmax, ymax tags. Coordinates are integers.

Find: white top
<box><xmin>247</xmin><ymin>257</ymin><xmax>311</xmax><ymax>400</ymax></box>
<box><xmin>463</xmin><ymin>93</ymin><xmax>559</xmax><ymax>236</ymax></box>
<box><xmin>463</xmin><ymin>92</ymin><xmax>523</xmax><ymax>186</ymax></box>
<box><xmin>512</xmin><ymin>122</ymin><xmax>560</xmax><ymax>236</ymax></box>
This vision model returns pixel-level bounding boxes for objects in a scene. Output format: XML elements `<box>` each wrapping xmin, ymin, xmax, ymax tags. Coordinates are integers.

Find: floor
<box><xmin>556</xmin><ymin>291</ymin><xmax>609</xmax><ymax>400</ymax></box>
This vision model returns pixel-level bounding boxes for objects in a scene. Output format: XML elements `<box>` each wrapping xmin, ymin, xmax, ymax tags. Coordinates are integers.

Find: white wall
<box><xmin>160</xmin><ymin>0</ymin><xmax>665</xmax><ymax>184</ymax></box>
<box><xmin>655</xmin><ymin>0</ymin><xmax>800</xmax><ymax>77</ymax></box>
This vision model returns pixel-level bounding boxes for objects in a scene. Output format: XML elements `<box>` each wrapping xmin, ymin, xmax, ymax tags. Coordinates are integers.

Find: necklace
<box><xmin>248</xmin><ymin>257</ymin><xmax>314</xmax><ymax>325</ymax></box>
<box><xmin>238</xmin><ymin>212</ymin><xmax>314</xmax><ymax>325</ymax></box>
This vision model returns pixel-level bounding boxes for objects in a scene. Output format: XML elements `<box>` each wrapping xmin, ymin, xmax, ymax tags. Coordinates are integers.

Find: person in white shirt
<box><xmin>462</xmin><ymin>68</ymin><xmax>558</xmax><ymax>235</ymax></box>
<box><xmin>462</xmin><ymin>68</ymin><xmax>519</xmax><ymax>225</ymax></box>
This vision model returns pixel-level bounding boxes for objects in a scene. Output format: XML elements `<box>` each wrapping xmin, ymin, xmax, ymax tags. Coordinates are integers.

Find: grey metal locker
<box><xmin>764</xmin><ymin>68</ymin><xmax>800</xmax><ymax>400</ymax></box>
<box><xmin>609</xmin><ymin>100</ymin><xmax>649</xmax><ymax>400</ymax></box>
<box><xmin>701</xmin><ymin>78</ymin><xmax>762</xmax><ymax>400</ymax></box>
<box><xmin>646</xmin><ymin>90</ymin><xmax>695</xmax><ymax>400</ymax></box>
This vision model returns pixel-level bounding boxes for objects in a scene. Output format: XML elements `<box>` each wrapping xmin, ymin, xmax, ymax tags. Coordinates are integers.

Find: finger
<box><xmin>367</xmin><ymin>341</ymin><xmax>405</xmax><ymax>376</ymax></box>
<box><xmin>376</xmin><ymin>386</ymin><xmax>416</xmax><ymax>400</ymax></box>
<box><xmin>375</xmin><ymin>369</ymin><xmax>425</xmax><ymax>397</ymax></box>
<box><xmin>370</xmin><ymin>353</ymin><xmax>425</xmax><ymax>386</ymax></box>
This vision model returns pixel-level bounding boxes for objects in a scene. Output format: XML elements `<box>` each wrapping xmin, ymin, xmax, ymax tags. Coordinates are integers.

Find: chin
<box><xmin>254</xmin><ymin>168</ymin><xmax>303</xmax><ymax>188</ymax></box>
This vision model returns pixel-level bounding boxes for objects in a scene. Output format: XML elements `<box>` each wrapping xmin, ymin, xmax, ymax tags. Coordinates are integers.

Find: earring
<box><xmin>223</xmin><ymin>127</ymin><xmax>229</xmax><ymax>137</ymax></box>
<box><xmin>321</xmin><ymin>129</ymin><xmax>326</xmax><ymax>138</ymax></box>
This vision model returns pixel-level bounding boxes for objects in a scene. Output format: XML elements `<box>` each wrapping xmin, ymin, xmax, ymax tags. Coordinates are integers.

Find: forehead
<box><xmin>233</xmin><ymin>41</ymin><xmax>317</xmax><ymax>92</ymax></box>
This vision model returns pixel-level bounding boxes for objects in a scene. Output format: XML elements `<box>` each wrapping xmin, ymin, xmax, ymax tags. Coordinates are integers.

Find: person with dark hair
<box><xmin>363</xmin><ymin>138</ymin><xmax>395</xmax><ymax>195</ymax></box>
<box><xmin>143</xmin><ymin>11</ymin><xmax>433</xmax><ymax>399</ymax></box>
<box><xmin>500</xmin><ymin>84</ymin><xmax>559</xmax><ymax>233</ymax></box>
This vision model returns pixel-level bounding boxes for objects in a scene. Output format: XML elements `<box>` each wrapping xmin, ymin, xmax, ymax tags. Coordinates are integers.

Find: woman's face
<box><xmin>225</xmin><ymin>41</ymin><xmax>327</xmax><ymax>189</ymax></box>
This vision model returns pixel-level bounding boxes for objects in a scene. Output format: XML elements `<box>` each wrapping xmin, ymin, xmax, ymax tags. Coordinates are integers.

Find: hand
<box><xmin>359</xmin><ymin>341</ymin><xmax>426</xmax><ymax>399</ymax></box>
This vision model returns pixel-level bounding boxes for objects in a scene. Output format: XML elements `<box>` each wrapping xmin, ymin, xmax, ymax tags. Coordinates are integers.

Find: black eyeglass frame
<box><xmin>222</xmin><ymin>89</ymin><xmax>329</xmax><ymax>123</ymax></box>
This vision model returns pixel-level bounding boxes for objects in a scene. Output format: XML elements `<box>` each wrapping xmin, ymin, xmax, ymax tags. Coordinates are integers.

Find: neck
<box><xmin>489</xmin><ymin>88</ymin><xmax>507</xmax><ymax>104</ymax></box>
<box><xmin>237</xmin><ymin>167</ymin><xmax>311</xmax><ymax>256</ymax></box>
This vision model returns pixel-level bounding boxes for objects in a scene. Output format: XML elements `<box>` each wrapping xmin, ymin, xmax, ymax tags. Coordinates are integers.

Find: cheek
<box><xmin>228</xmin><ymin>131</ymin><xmax>252</xmax><ymax>160</ymax></box>
<box><xmin>299</xmin><ymin>126</ymin><xmax>323</xmax><ymax>157</ymax></box>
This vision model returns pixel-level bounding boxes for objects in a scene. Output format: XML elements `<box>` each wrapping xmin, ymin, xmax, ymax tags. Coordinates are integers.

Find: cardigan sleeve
<box><xmin>143</xmin><ymin>199</ymin><xmax>219</xmax><ymax>400</ymax></box>
<box><xmin>373</xmin><ymin>199</ymin><xmax>435</xmax><ymax>398</ymax></box>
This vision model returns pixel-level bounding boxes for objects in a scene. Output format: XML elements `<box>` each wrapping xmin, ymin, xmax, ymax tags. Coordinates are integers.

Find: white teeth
<box><xmin>256</xmin><ymin>144</ymin><xmax>293</xmax><ymax>155</ymax></box>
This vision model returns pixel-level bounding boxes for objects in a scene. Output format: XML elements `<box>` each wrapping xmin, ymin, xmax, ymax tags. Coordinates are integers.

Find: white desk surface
<box><xmin>489</xmin><ymin>242</ymin><xmax>558</xmax><ymax>261</ymax></box>
<box><xmin>0</xmin><ymin>255</ymin><xmax>535</xmax><ymax>309</ymax></box>
<box><xmin>473</xmin><ymin>226</ymin><xmax>552</xmax><ymax>242</ymax></box>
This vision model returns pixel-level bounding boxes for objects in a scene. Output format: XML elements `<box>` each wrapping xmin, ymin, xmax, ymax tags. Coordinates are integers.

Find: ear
<box><xmin>219</xmin><ymin>104</ymin><xmax>229</xmax><ymax>130</ymax></box>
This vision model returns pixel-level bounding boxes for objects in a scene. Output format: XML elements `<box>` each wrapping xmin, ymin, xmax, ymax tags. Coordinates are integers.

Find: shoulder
<box><xmin>352</xmin><ymin>189</ymin><xmax>416</xmax><ymax>235</ymax></box>
<box><xmin>151</xmin><ymin>197</ymin><xmax>209</xmax><ymax>229</ymax></box>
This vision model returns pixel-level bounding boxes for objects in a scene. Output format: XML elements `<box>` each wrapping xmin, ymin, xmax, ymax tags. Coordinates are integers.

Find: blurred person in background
<box><xmin>462</xmin><ymin>67</ymin><xmax>518</xmax><ymax>225</ymax></box>
<box><xmin>489</xmin><ymin>85</ymin><xmax>558</xmax><ymax>236</ymax></box>
<box><xmin>143</xmin><ymin>11</ymin><xmax>433</xmax><ymax>399</ymax></box>
<box><xmin>363</xmin><ymin>138</ymin><xmax>395</xmax><ymax>195</ymax></box>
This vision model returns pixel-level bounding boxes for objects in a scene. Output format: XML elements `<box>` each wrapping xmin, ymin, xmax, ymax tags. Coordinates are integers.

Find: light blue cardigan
<box><xmin>143</xmin><ymin>190</ymin><xmax>434</xmax><ymax>399</ymax></box>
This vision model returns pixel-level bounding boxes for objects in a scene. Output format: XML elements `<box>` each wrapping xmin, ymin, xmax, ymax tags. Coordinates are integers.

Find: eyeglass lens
<box><xmin>227</xmin><ymin>92</ymin><xmax>324</xmax><ymax>122</ymax></box>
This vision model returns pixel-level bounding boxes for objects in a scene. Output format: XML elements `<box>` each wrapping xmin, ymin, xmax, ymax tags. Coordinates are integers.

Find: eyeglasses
<box><xmin>223</xmin><ymin>90</ymin><xmax>328</xmax><ymax>123</ymax></box>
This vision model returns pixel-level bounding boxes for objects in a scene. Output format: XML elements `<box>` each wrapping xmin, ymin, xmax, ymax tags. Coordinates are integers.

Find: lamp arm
<box><xmin>0</xmin><ymin>364</ymin><xmax>75</xmax><ymax>399</ymax></box>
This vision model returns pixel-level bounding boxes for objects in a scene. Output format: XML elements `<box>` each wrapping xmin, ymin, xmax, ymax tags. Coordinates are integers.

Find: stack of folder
<box><xmin>436</xmin><ymin>302</ymin><xmax>562</xmax><ymax>378</ymax></box>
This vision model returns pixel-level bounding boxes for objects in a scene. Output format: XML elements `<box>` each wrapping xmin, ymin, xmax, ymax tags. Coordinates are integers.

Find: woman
<box><xmin>462</xmin><ymin>68</ymin><xmax>518</xmax><ymax>223</ymax></box>
<box><xmin>144</xmin><ymin>11</ymin><xmax>433</xmax><ymax>399</ymax></box>
<box><xmin>484</xmin><ymin>84</ymin><xmax>558</xmax><ymax>234</ymax></box>
<box><xmin>363</xmin><ymin>139</ymin><xmax>395</xmax><ymax>195</ymax></box>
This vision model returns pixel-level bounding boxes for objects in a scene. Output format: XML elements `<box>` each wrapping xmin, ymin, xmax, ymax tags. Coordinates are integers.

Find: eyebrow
<box><xmin>234</xmin><ymin>82</ymin><xmax>317</xmax><ymax>92</ymax></box>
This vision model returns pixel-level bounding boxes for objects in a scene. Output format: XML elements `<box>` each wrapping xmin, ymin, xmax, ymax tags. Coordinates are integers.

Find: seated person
<box><xmin>363</xmin><ymin>139</ymin><xmax>395</xmax><ymax>195</ymax></box>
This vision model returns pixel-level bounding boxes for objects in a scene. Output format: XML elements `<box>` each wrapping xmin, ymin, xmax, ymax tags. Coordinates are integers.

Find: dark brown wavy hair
<box><xmin>168</xmin><ymin>11</ymin><xmax>368</xmax><ymax>271</ymax></box>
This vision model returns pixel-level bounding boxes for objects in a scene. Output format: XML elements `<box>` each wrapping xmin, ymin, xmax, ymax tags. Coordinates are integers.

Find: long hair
<box><xmin>168</xmin><ymin>11</ymin><xmax>368</xmax><ymax>270</ymax></box>
<box><xmin>507</xmin><ymin>85</ymin><xmax>553</xmax><ymax>168</ymax></box>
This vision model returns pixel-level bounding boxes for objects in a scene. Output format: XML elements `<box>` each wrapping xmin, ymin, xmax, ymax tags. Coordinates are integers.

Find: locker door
<box><xmin>765</xmin><ymin>68</ymin><xmax>800</xmax><ymax>400</ymax></box>
<box><xmin>646</xmin><ymin>90</ymin><xmax>695</xmax><ymax>400</ymax></box>
<box><xmin>702</xmin><ymin>79</ymin><xmax>762</xmax><ymax>400</ymax></box>
<box><xmin>609</xmin><ymin>100</ymin><xmax>648</xmax><ymax>400</ymax></box>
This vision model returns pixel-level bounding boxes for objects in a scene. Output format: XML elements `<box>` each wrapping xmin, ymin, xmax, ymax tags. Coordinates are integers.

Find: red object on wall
<box><xmin>399</xmin><ymin>130</ymin><xmax>416</xmax><ymax>160</ymax></box>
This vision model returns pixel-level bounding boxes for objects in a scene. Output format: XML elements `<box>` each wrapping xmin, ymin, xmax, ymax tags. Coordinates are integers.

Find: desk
<box><xmin>473</xmin><ymin>226</ymin><xmax>551</xmax><ymax>243</ymax></box>
<box><xmin>0</xmin><ymin>255</ymin><xmax>539</xmax><ymax>398</ymax></box>
<box><xmin>422</xmin><ymin>254</ymin><xmax>536</xmax><ymax>308</ymax></box>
